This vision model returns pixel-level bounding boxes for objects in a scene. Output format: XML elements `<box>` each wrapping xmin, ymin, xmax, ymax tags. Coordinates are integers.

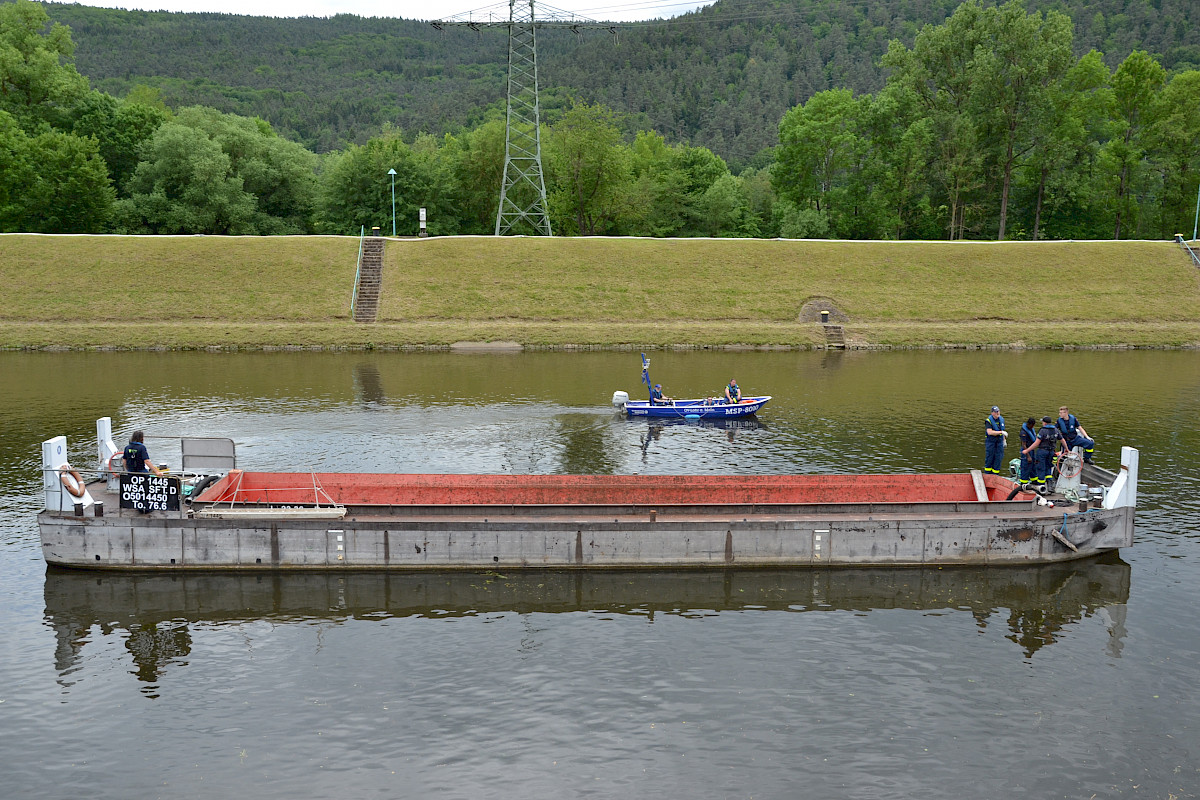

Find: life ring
<box><xmin>59</xmin><ymin>466</ymin><xmax>86</xmax><ymax>498</ymax></box>
<box><xmin>107</xmin><ymin>452</ymin><xmax>122</xmax><ymax>477</ymax></box>
<box><xmin>1055</xmin><ymin>452</ymin><xmax>1083</xmax><ymax>480</ymax></box>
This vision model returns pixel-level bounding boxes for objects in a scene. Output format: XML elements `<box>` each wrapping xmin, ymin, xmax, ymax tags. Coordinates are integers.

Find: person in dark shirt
<box><xmin>122</xmin><ymin>431</ymin><xmax>163</xmax><ymax>476</ymax></box>
<box><xmin>1017</xmin><ymin>417</ymin><xmax>1038</xmax><ymax>486</ymax></box>
<box><xmin>1022</xmin><ymin>416</ymin><xmax>1062</xmax><ymax>492</ymax></box>
<box><xmin>650</xmin><ymin>383</ymin><xmax>673</xmax><ymax>405</ymax></box>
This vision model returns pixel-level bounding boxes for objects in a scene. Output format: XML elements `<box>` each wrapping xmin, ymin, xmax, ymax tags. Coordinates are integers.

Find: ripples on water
<box><xmin>2</xmin><ymin>350</ymin><xmax>1199</xmax><ymax>799</ymax></box>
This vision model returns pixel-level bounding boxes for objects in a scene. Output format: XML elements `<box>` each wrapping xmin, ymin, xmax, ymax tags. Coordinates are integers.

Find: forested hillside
<box><xmin>3</xmin><ymin>0</ymin><xmax>1199</xmax><ymax>242</ymax></box>
<box><xmin>39</xmin><ymin>0</ymin><xmax>1200</xmax><ymax>166</ymax></box>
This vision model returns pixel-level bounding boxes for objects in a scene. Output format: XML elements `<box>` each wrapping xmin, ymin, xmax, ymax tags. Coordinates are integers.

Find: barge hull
<box><xmin>39</xmin><ymin>502</ymin><xmax>1133</xmax><ymax>570</ymax></box>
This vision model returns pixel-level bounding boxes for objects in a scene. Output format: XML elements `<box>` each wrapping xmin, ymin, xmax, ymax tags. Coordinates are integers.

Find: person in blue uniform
<box><xmin>1056</xmin><ymin>406</ymin><xmax>1095</xmax><ymax>464</ymax></box>
<box><xmin>725</xmin><ymin>379</ymin><xmax>741</xmax><ymax>404</ymax></box>
<box><xmin>1017</xmin><ymin>417</ymin><xmax>1038</xmax><ymax>486</ymax></box>
<box><xmin>983</xmin><ymin>405</ymin><xmax>1007</xmax><ymax>475</ymax></box>
<box><xmin>1023</xmin><ymin>416</ymin><xmax>1062</xmax><ymax>491</ymax></box>
<box><xmin>650</xmin><ymin>383</ymin><xmax>672</xmax><ymax>405</ymax></box>
<box><xmin>122</xmin><ymin>431</ymin><xmax>163</xmax><ymax>476</ymax></box>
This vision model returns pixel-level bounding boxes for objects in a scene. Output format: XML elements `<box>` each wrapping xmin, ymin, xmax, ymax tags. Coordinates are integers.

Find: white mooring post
<box><xmin>1103</xmin><ymin>447</ymin><xmax>1139</xmax><ymax>509</ymax></box>
<box><xmin>96</xmin><ymin>417</ymin><xmax>120</xmax><ymax>492</ymax></box>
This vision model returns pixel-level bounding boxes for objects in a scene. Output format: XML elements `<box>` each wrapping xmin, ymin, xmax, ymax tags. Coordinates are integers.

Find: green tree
<box><xmin>970</xmin><ymin>1</ymin><xmax>1074</xmax><ymax>240</ymax></box>
<box><xmin>620</xmin><ymin>131</ymin><xmax>687</xmax><ymax>236</ymax></box>
<box><xmin>1102</xmin><ymin>50</ymin><xmax>1165</xmax><ymax>238</ymax></box>
<box><xmin>115</xmin><ymin>122</ymin><xmax>257</xmax><ymax>234</ymax></box>
<box><xmin>670</xmin><ymin>144</ymin><xmax>729</xmax><ymax>236</ymax></box>
<box><xmin>740</xmin><ymin>166</ymin><xmax>779</xmax><ymax>237</ymax></box>
<box><xmin>409</xmin><ymin>131</ymin><xmax>462</xmax><ymax>236</ymax></box>
<box><xmin>546</xmin><ymin>101</ymin><xmax>630</xmax><ymax>236</ymax></box>
<box><xmin>172</xmin><ymin>106</ymin><xmax>316</xmax><ymax>233</ymax></box>
<box><xmin>774</xmin><ymin>88</ymin><xmax>860</xmax><ymax>218</ymax></box>
<box><xmin>0</xmin><ymin>0</ymin><xmax>88</xmax><ymax>130</ymax></box>
<box><xmin>698</xmin><ymin>174</ymin><xmax>761</xmax><ymax>237</ymax></box>
<box><xmin>70</xmin><ymin>91</ymin><xmax>169</xmax><ymax>196</ymax></box>
<box><xmin>0</xmin><ymin>110</ymin><xmax>113</xmax><ymax>232</ymax></box>
<box><xmin>318</xmin><ymin>130</ymin><xmax>434</xmax><ymax>235</ymax></box>
<box><xmin>447</xmin><ymin>120</ymin><xmax>505</xmax><ymax>235</ymax></box>
<box><xmin>858</xmin><ymin>86</ymin><xmax>936</xmax><ymax>239</ymax></box>
<box><xmin>1019</xmin><ymin>50</ymin><xmax>1110</xmax><ymax>240</ymax></box>
<box><xmin>883</xmin><ymin>1</ymin><xmax>991</xmax><ymax>239</ymax></box>
<box><xmin>1146</xmin><ymin>70</ymin><xmax>1200</xmax><ymax>238</ymax></box>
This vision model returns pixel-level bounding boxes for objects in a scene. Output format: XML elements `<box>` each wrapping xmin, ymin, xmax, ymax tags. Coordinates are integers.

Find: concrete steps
<box><xmin>823</xmin><ymin>324</ymin><xmax>846</xmax><ymax>349</ymax></box>
<box><xmin>354</xmin><ymin>237</ymin><xmax>384</xmax><ymax>323</ymax></box>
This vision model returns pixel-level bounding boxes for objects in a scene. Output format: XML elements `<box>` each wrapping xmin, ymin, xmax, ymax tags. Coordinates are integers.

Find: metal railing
<box><xmin>351</xmin><ymin>224</ymin><xmax>365</xmax><ymax>313</ymax></box>
<box><xmin>1175</xmin><ymin>234</ymin><xmax>1200</xmax><ymax>267</ymax></box>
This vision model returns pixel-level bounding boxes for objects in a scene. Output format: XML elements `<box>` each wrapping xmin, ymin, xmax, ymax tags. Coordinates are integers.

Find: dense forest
<box><xmin>2</xmin><ymin>0</ymin><xmax>1199</xmax><ymax>241</ymax></box>
<box><xmin>36</xmin><ymin>0</ymin><xmax>1200</xmax><ymax>166</ymax></box>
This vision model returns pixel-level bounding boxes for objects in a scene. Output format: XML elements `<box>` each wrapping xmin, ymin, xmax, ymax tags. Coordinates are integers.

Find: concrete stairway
<box><xmin>354</xmin><ymin>236</ymin><xmax>384</xmax><ymax>323</ymax></box>
<box><xmin>823</xmin><ymin>324</ymin><xmax>846</xmax><ymax>349</ymax></box>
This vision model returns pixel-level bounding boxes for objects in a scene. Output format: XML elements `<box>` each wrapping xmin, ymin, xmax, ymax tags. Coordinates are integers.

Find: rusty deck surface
<box><xmin>196</xmin><ymin>471</ymin><xmax>1035</xmax><ymax>507</ymax></box>
<box><xmin>77</xmin><ymin>472</ymin><xmax>1083</xmax><ymax>524</ymax></box>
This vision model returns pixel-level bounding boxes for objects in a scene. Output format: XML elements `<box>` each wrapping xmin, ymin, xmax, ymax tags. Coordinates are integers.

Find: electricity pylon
<box><xmin>433</xmin><ymin>2</ymin><xmax>616</xmax><ymax>236</ymax></box>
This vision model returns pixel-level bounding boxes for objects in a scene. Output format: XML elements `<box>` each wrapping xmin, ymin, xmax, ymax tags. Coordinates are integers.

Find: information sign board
<box><xmin>119</xmin><ymin>473</ymin><xmax>181</xmax><ymax>512</ymax></box>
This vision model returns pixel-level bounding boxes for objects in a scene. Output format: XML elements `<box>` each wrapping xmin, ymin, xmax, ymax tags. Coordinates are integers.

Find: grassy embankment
<box><xmin>1</xmin><ymin>234</ymin><xmax>1197</xmax><ymax>349</ymax></box>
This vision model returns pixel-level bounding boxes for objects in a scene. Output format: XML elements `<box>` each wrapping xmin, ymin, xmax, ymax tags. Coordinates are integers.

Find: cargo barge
<box><xmin>38</xmin><ymin>418</ymin><xmax>1138</xmax><ymax>571</ymax></box>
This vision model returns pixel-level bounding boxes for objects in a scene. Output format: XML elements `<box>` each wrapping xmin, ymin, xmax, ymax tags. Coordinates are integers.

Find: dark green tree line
<box><xmin>4</xmin><ymin>0</ymin><xmax>1200</xmax><ymax>241</ymax></box>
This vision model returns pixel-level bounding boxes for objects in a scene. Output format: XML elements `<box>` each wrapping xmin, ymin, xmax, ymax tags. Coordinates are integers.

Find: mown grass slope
<box><xmin>2</xmin><ymin>234</ymin><xmax>1197</xmax><ymax>348</ymax></box>
<box><xmin>1</xmin><ymin>235</ymin><xmax>357</xmax><ymax>322</ymax></box>
<box><xmin>381</xmin><ymin>237</ymin><xmax>1199</xmax><ymax>323</ymax></box>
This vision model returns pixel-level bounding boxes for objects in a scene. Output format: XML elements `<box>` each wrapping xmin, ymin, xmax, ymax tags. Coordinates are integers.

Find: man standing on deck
<box><xmin>984</xmin><ymin>405</ymin><xmax>1007</xmax><ymax>475</ymax></box>
<box><xmin>122</xmin><ymin>431</ymin><xmax>163</xmax><ymax>476</ymax></box>
<box><xmin>1024</xmin><ymin>416</ymin><xmax>1062</xmax><ymax>492</ymax></box>
<box><xmin>1056</xmin><ymin>406</ymin><xmax>1096</xmax><ymax>464</ymax></box>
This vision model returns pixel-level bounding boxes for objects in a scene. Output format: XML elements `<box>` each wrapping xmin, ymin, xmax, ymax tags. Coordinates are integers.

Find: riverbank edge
<box><xmin>2</xmin><ymin>321</ymin><xmax>1198</xmax><ymax>351</ymax></box>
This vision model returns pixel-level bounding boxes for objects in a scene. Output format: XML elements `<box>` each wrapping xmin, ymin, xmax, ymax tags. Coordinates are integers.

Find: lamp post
<box><xmin>387</xmin><ymin>168</ymin><xmax>397</xmax><ymax>236</ymax></box>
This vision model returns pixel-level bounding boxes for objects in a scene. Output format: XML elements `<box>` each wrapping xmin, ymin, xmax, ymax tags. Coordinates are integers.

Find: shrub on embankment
<box><xmin>1</xmin><ymin>234</ymin><xmax>1197</xmax><ymax>348</ymax></box>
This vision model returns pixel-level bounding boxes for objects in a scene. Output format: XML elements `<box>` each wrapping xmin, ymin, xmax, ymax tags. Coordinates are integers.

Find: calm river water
<box><xmin>1</xmin><ymin>350</ymin><xmax>1198</xmax><ymax>799</ymax></box>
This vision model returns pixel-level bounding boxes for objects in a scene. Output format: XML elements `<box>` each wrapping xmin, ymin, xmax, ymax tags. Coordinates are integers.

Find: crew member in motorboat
<box><xmin>650</xmin><ymin>383</ymin><xmax>672</xmax><ymax>405</ymax></box>
<box><xmin>725</xmin><ymin>379</ymin><xmax>741</xmax><ymax>404</ymax></box>
<box><xmin>122</xmin><ymin>431</ymin><xmax>164</xmax><ymax>476</ymax></box>
<box><xmin>1056</xmin><ymin>406</ymin><xmax>1095</xmax><ymax>464</ymax></box>
<box><xmin>1024</xmin><ymin>416</ymin><xmax>1062</xmax><ymax>492</ymax></box>
<box><xmin>1017</xmin><ymin>417</ymin><xmax>1038</xmax><ymax>487</ymax></box>
<box><xmin>983</xmin><ymin>405</ymin><xmax>1006</xmax><ymax>475</ymax></box>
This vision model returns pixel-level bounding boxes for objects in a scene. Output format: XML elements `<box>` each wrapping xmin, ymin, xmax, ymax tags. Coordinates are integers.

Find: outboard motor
<box><xmin>612</xmin><ymin>390</ymin><xmax>629</xmax><ymax>409</ymax></box>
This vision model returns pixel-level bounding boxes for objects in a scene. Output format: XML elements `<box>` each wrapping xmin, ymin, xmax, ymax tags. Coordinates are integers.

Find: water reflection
<box><xmin>632</xmin><ymin>416</ymin><xmax>767</xmax><ymax>461</ymax></box>
<box><xmin>555</xmin><ymin>413</ymin><xmax>620</xmax><ymax>474</ymax></box>
<box><xmin>353</xmin><ymin>362</ymin><xmax>386</xmax><ymax>406</ymax></box>
<box><xmin>44</xmin><ymin>556</ymin><xmax>1130</xmax><ymax>686</ymax></box>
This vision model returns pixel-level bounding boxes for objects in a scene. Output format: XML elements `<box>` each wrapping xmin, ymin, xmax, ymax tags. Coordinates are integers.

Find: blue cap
<box><xmin>991</xmin><ymin>406</ymin><xmax>1000</xmax><ymax>412</ymax></box>
<box><xmin>655</xmin><ymin>384</ymin><xmax>661</xmax><ymax>388</ymax></box>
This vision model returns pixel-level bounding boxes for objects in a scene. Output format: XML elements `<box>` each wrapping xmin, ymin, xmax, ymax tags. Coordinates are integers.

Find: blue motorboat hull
<box><xmin>624</xmin><ymin>396</ymin><xmax>771</xmax><ymax>419</ymax></box>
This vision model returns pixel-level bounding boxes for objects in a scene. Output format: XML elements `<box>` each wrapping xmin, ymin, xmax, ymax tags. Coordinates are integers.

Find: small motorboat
<box><xmin>612</xmin><ymin>354</ymin><xmax>771</xmax><ymax>419</ymax></box>
<box><xmin>616</xmin><ymin>395</ymin><xmax>771</xmax><ymax>419</ymax></box>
